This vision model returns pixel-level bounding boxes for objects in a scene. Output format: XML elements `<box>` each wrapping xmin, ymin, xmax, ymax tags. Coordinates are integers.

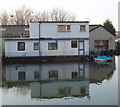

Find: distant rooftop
<box><xmin>0</xmin><ymin>25</ymin><xmax>29</xmax><ymax>27</ymax></box>
<box><xmin>89</xmin><ymin>25</ymin><xmax>101</xmax><ymax>32</ymax></box>
<box><xmin>116</xmin><ymin>31</ymin><xmax>120</xmax><ymax>38</ymax></box>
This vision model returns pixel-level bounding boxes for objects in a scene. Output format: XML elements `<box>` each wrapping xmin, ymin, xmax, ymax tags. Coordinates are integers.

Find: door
<box><xmin>79</xmin><ymin>41</ymin><xmax>84</xmax><ymax>55</ymax></box>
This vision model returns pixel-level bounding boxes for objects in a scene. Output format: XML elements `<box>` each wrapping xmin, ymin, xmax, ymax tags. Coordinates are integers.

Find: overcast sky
<box><xmin>0</xmin><ymin>0</ymin><xmax>119</xmax><ymax>30</ymax></box>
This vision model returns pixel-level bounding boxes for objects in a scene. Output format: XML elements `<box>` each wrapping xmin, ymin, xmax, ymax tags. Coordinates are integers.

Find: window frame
<box><xmin>18</xmin><ymin>42</ymin><xmax>25</xmax><ymax>51</ymax></box>
<box><xmin>71</xmin><ymin>40</ymin><xmax>77</xmax><ymax>48</ymax></box>
<box><xmin>48</xmin><ymin>42</ymin><xmax>58</xmax><ymax>50</ymax></box>
<box><xmin>34</xmin><ymin>71</ymin><xmax>40</xmax><ymax>80</ymax></box>
<box><xmin>71</xmin><ymin>72</ymin><xmax>78</xmax><ymax>80</ymax></box>
<box><xmin>18</xmin><ymin>72</ymin><xmax>26</xmax><ymax>81</ymax></box>
<box><xmin>94</xmin><ymin>40</ymin><xmax>108</xmax><ymax>51</ymax></box>
<box><xmin>34</xmin><ymin>42</ymin><xmax>39</xmax><ymax>50</ymax></box>
<box><xmin>58</xmin><ymin>25</ymin><xmax>71</xmax><ymax>32</ymax></box>
<box><xmin>80</xmin><ymin>25</ymin><xmax>86</xmax><ymax>32</ymax></box>
<box><xmin>49</xmin><ymin>70</ymin><xmax>58</xmax><ymax>79</ymax></box>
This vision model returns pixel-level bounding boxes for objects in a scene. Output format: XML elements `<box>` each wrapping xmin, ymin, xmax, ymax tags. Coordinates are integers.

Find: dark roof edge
<box><xmin>0</xmin><ymin>25</ymin><xmax>29</xmax><ymax>27</ymax></box>
<box><xmin>89</xmin><ymin>24</ymin><xmax>101</xmax><ymax>26</ymax></box>
<box><xmin>31</xmin><ymin>21</ymin><xmax>89</xmax><ymax>23</ymax></box>
<box><xmin>89</xmin><ymin>25</ymin><xmax>102</xmax><ymax>32</ymax></box>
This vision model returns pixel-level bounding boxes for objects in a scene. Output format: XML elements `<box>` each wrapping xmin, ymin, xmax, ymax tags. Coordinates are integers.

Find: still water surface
<box><xmin>1</xmin><ymin>56</ymin><xmax>119</xmax><ymax>105</ymax></box>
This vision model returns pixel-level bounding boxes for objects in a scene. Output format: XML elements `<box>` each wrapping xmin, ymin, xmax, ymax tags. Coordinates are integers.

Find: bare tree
<box><xmin>33</xmin><ymin>8</ymin><xmax>76</xmax><ymax>22</ymax></box>
<box><xmin>0</xmin><ymin>10</ymin><xmax>9</xmax><ymax>25</ymax></box>
<box><xmin>33</xmin><ymin>11</ymin><xmax>50</xmax><ymax>21</ymax></box>
<box><xmin>0</xmin><ymin>7</ymin><xmax>76</xmax><ymax>25</ymax></box>
<box><xmin>14</xmin><ymin>5</ymin><xmax>33</xmax><ymax>25</ymax></box>
<box><xmin>49</xmin><ymin>8</ymin><xmax>76</xmax><ymax>21</ymax></box>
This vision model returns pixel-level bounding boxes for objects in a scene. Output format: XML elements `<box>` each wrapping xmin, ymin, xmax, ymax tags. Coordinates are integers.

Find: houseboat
<box><xmin>4</xmin><ymin>21</ymin><xmax>90</xmax><ymax>61</ymax></box>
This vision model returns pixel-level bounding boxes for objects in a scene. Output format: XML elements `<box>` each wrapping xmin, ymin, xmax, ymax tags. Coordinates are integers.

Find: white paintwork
<box><xmin>5</xmin><ymin>40</ymin><xmax>39</xmax><ymax>57</ymax></box>
<box><xmin>40</xmin><ymin>40</ymin><xmax>78</xmax><ymax>56</ymax></box>
<box><xmin>30</xmin><ymin>23</ymin><xmax>89</xmax><ymax>38</ymax></box>
<box><xmin>30</xmin><ymin>23</ymin><xmax>39</xmax><ymax>38</ymax></box>
<box><xmin>5</xmin><ymin>39</ymin><xmax>89</xmax><ymax>57</ymax></box>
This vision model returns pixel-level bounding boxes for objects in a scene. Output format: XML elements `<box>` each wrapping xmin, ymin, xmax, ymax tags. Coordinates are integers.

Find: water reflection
<box><xmin>2</xmin><ymin>57</ymin><xmax>115</xmax><ymax>100</ymax></box>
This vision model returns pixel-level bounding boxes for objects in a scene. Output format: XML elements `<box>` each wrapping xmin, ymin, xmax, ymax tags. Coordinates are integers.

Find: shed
<box><xmin>89</xmin><ymin>25</ymin><xmax>115</xmax><ymax>53</ymax></box>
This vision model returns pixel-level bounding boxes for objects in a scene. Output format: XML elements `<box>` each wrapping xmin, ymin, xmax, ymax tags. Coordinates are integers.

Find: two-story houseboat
<box><xmin>4</xmin><ymin>21</ymin><xmax>89</xmax><ymax>61</ymax></box>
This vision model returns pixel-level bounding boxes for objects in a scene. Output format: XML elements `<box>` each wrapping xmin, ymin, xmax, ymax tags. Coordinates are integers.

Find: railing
<box><xmin>5</xmin><ymin>51</ymin><xmax>90</xmax><ymax>57</ymax></box>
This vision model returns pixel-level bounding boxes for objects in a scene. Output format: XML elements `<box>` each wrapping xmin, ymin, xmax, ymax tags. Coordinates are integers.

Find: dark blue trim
<box><xmin>78</xmin><ymin>41</ymin><xmax>84</xmax><ymax>55</ymax></box>
<box><xmin>5</xmin><ymin>38</ymin><xmax>89</xmax><ymax>41</ymax></box>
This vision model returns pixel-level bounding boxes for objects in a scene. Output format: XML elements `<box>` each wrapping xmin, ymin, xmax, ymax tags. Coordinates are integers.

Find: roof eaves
<box><xmin>89</xmin><ymin>25</ymin><xmax>102</xmax><ymax>32</ymax></box>
<box><xmin>31</xmin><ymin>21</ymin><xmax>89</xmax><ymax>23</ymax></box>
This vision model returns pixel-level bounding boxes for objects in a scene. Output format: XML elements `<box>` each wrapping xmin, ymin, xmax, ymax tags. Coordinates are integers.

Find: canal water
<box><xmin>0</xmin><ymin>56</ymin><xmax>119</xmax><ymax>105</ymax></box>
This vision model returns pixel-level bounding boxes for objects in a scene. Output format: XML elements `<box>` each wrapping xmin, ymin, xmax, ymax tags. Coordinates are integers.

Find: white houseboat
<box><xmin>4</xmin><ymin>21</ymin><xmax>89</xmax><ymax>57</ymax></box>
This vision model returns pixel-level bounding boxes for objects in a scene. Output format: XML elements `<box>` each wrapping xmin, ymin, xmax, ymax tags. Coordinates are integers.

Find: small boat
<box><xmin>94</xmin><ymin>56</ymin><xmax>112</xmax><ymax>62</ymax></box>
<box><xmin>96</xmin><ymin>62</ymin><xmax>110</xmax><ymax>65</ymax></box>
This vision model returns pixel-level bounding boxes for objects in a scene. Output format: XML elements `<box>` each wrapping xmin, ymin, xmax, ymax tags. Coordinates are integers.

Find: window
<box><xmin>48</xmin><ymin>42</ymin><xmax>58</xmax><ymax>50</ymax></box>
<box><xmin>18</xmin><ymin>72</ymin><xmax>26</xmax><ymax>80</ymax></box>
<box><xmin>59</xmin><ymin>88</ymin><xmax>71</xmax><ymax>95</ymax></box>
<box><xmin>58</xmin><ymin>25</ymin><xmax>71</xmax><ymax>32</ymax></box>
<box><xmin>94</xmin><ymin>40</ymin><xmax>108</xmax><ymax>51</ymax></box>
<box><xmin>80</xmin><ymin>25</ymin><xmax>86</xmax><ymax>32</ymax></box>
<box><xmin>34</xmin><ymin>43</ymin><xmax>39</xmax><ymax>50</ymax></box>
<box><xmin>80</xmin><ymin>87</ymin><xmax>86</xmax><ymax>95</ymax></box>
<box><xmin>59</xmin><ymin>88</ymin><xmax>67</xmax><ymax>95</ymax></box>
<box><xmin>71</xmin><ymin>40</ymin><xmax>77</xmax><ymax>48</ymax></box>
<box><xmin>49</xmin><ymin>70</ymin><xmax>58</xmax><ymax>78</ymax></box>
<box><xmin>18</xmin><ymin>42</ymin><xmax>25</xmax><ymax>51</ymax></box>
<box><xmin>72</xmin><ymin>72</ymin><xmax>77</xmax><ymax>80</ymax></box>
<box><xmin>79</xmin><ymin>64</ymin><xmax>85</xmax><ymax>79</ymax></box>
<box><xmin>34</xmin><ymin>71</ymin><xmax>40</xmax><ymax>80</ymax></box>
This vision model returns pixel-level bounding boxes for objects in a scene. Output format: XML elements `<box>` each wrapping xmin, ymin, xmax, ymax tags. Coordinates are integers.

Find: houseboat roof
<box><xmin>31</xmin><ymin>21</ymin><xmax>89</xmax><ymax>23</ymax></box>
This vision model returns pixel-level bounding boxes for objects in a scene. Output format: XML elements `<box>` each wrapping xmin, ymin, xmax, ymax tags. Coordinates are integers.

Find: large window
<box><xmin>94</xmin><ymin>40</ymin><xmax>108</xmax><ymax>51</ymax></box>
<box><xmin>80</xmin><ymin>87</ymin><xmax>86</xmax><ymax>95</ymax></box>
<box><xmin>59</xmin><ymin>88</ymin><xmax>71</xmax><ymax>95</ymax></box>
<box><xmin>34</xmin><ymin>43</ymin><xmax>39</xmax><ymax>50</ymax></box>
<box><xmin>71</xmin><ymin>40</ymin><xmax>77</xmax><ymax>48</ymax></box>
<box><xmin>49</xmin><ymin>70</ymin><xmax>58</xmax><ymax>79</ymax></box>
<box><xmin>80</xmin><ymin>25</ymin><xmax>86</xmax><ymax>32</ymax></box>
<box><xmin>48</xmin><ymin>42</ymin><xmax>58</xmax><ymax>50</ymax></box>
<box><xmin>58</xmin><ymin>25</ymin><xmax>71</xmax><ymax>32</ymax></box>
<box><xmin>18</xmin><ymin>42</ymin><xmax>25</xmax><ymax>51</ymax></box>
<box><xmin>72</xmin><ymin>72</ymin><xmax>77</xmax><ymax>80</ymax></box>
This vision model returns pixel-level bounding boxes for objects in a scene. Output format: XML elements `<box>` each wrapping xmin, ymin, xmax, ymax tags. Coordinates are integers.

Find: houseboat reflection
<box><xmin>2</xmin><ymin>57</ymin><xmax>115</xmax><ymax>99</ymax></box>
<box><xmin>4</xmin><ymin>62</ymin><xmax>89</xmax><ymax>82</ymax></box>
